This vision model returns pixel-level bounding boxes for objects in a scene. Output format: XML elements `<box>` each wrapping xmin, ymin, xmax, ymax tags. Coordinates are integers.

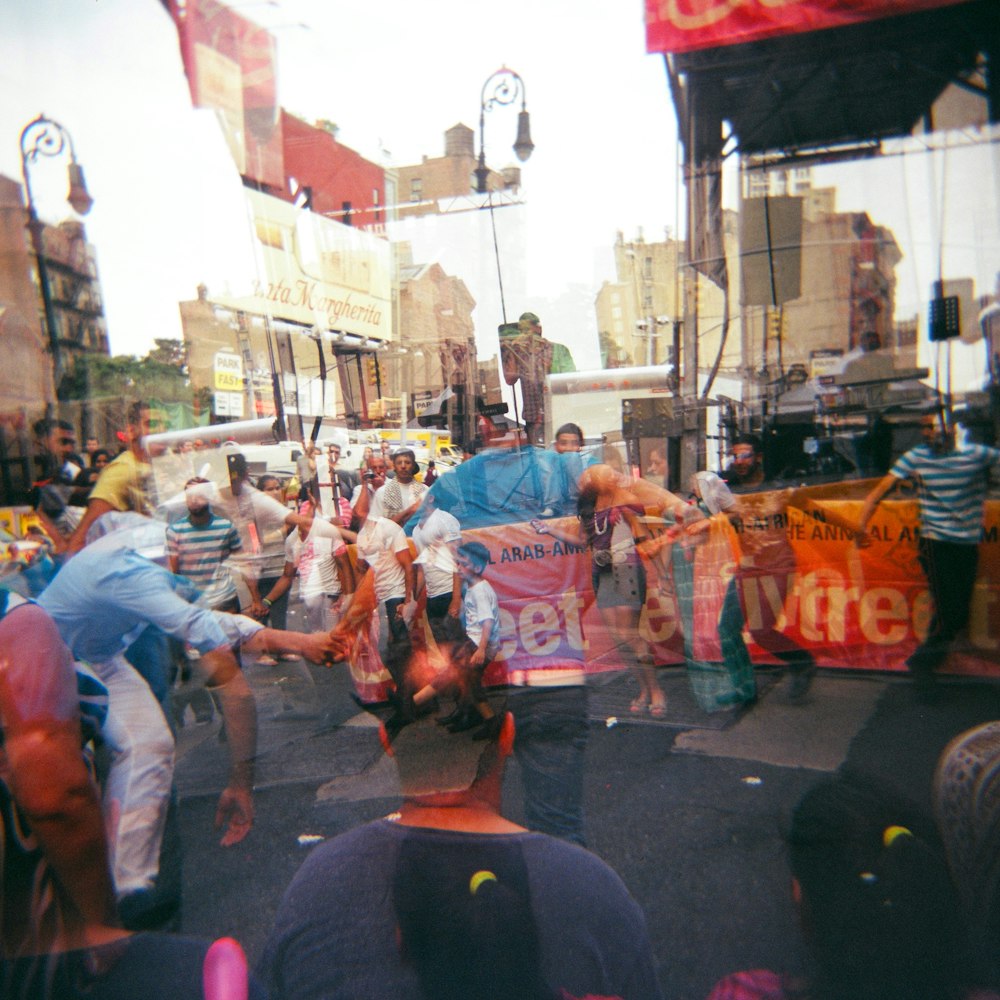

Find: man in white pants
<box><xmin>38</xmin><ymin>513</ymin><xmax>344</xmax><ymax>926</ymax></box>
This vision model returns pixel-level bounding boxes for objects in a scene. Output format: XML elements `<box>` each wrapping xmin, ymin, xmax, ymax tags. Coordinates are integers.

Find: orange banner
<box><xmin>486</xmin><ymin>499</ymin><xmax>1000</xmax><ymax>678</ymax></box>
<box><xmin>640</xmin><ymin>499</ymin><xmax>1000</xmax><ymax>677</ymax></box>
<box><xmin>345</xmin><ymin>497</ymin><xmax>1000</xmax><ymax>698</ymax></box>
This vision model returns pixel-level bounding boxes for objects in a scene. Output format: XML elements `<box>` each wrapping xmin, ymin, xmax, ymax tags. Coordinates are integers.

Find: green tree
<box><xmin>147</xmin><ymin>337</ymin><xmax>189</xmax><ymax>371</ymax></box>
<box><xmin>63</xmin><ymin>340</ymin><xmax>210</xmax><ymax>431</ymax></box>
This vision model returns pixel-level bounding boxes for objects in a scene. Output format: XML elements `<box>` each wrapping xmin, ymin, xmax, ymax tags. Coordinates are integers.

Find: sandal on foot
<box><xmin>648</xmin><ymin>702</ymin><xmax>667</xmax><ymax>718</ymax></box>
<box><xmin>630</xmin><ymin>697</ymin><xmax>648</xmax><ymax>714</ymax></box>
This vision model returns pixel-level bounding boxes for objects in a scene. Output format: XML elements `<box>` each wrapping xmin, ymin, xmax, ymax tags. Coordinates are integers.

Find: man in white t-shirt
<box><xmin>356</xmin><ymin>515</ymin><xmax>416</xmax><ymax>689</ymax></box>
<box><xmin>261</xmin><ymin>515</ymin><xmax>352</xmax><ymax>633</ymax></box>
<box><xmin>205</xmin><ymin>453</ymin><xmax>329</xmax><ymax>617</ymax></box>
<box><xmin>411</xmin><ymin>491</ymin><xmax>462</xmax><ymax>629</ymax></box>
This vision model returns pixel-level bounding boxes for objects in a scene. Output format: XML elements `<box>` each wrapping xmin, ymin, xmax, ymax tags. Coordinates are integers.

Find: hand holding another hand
<box><xmin>301</xmin><ymin>631</ymin><xmax>350</xmax><ymax>665</ymax></box>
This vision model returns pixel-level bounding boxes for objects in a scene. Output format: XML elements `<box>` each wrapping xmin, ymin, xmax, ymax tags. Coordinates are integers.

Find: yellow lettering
<box><xmin>558</xmin><ymin>589</ymin><xmax>588</xmax><ymax>652</ymax></box>
<box><xmin>797</xmin><ymin>569</ymin><xmax>858</xmax><ymax>645</ymax></box>
<box><xmin>826</xmin><ymin>585</ymin><xmax>859</xmax><ymax>645</ymax></box>
<box><xmin>970</xmin><ymin>583</ymin><xmax>998</xmax><ymax>650</ymax></box>
<box><xmin>641</xmin><ymin>592</ymin><xmax>679</xmax><ymax>643</ymax></box>
<box><xmin>858</xmin><ymin>588</ymin><xmax>908</xmax><ymax>645</ymax></box>
<box><xmin>742</xmin><ymin>575</ymin><xmax>787</xmax><ymax>631</ymax></box>
<box><xmin>912</xmin><ymin>590</ymin><xmax>931</xmax><ymax>642</ymax></box>
<box><xmin>519</xmin><ymin>602</ymin><xmax>561</xmax><ymax>656</ymax></box>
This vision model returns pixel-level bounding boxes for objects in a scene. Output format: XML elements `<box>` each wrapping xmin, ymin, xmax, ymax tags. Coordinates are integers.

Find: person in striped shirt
<box><xmin>166</xmin><ymin>478</ymin><xmax>243</xmax><ymax>613</ymax></box>
<box><xmin>858</xmin><ymin>410</ymin><xmax>1000</xmax><ymax>693</ymax></box>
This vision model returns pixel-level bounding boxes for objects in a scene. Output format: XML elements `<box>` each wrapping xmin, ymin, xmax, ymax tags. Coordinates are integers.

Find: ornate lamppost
<box><xmin>473</xmin><ymin>68</ymin><xmax>534</xmax><ymax>443</ymax></box>
<box><xmin>19</xmin><ymin>114</ymin><xmax>94</xmax><ymax>402</ymax></box>
<box><xmin>474</xmin><ymin>67</ymin><xmax>534</xmax><ymax>195</ymax></box>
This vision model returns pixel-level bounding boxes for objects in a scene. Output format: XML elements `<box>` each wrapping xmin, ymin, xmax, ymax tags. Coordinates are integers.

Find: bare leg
<box><xmin>602</xmin><ymin>605</ymin><xmax>665</xmax><ymax>713</ymax></box>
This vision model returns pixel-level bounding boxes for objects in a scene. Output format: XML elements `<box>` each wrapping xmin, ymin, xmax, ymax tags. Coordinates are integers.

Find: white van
<box><xmin>220</xmin><ymin>440</ymin><xmax>303</xmax><ymax>479</ymax></box>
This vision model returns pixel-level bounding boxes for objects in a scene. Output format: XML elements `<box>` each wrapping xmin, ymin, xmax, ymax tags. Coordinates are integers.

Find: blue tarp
<box><xmin>410</xmin><ymin>445</ymin><xmax>585</xmax><ymax>530</ymax></box>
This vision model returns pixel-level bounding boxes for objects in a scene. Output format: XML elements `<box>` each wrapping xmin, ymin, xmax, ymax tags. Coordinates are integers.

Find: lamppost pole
<box><xmin>474</xmin><ymin>67</ymin><xmax>534</xmax><ymax>195</ymax></box>
<box><xmin>19</xmin><ymin>114</ymin><xmax>94</xmax><ymax>403</ymax></box>
<box><xmin>474</xmin><ymin>67</ymin><xmax>534</xmax><ymax>436</ymax></box>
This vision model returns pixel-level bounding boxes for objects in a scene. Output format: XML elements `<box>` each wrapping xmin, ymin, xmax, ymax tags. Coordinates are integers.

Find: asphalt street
<box><xmin>172</xmin><ymin>645</ymin><xmax>1000</xmax><ymax>1000</ymax></box>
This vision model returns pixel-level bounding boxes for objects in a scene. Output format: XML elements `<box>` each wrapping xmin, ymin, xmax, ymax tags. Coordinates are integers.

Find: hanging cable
<box><xmin>487</xmin><ymin>190</ymin><xmax>508</xmax><ymax>326</ymax></box>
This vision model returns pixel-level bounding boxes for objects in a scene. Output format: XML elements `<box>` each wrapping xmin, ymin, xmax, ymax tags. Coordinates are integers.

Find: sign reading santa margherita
<box><xmin>213</xmin><ymin>189</ymin><xmax>391</xmax><ymax>340</ymax></box>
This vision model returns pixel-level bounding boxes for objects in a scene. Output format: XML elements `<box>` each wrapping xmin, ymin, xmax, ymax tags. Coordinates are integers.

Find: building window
<box><xmin>410</xmin><ymin>178</ymin><xmax>422</xmax><ymax>202</ymax></box>
<box><xmin>748</xmin><ymin>173</ymin><xmax>768</xmax><ymax>198</ymax></box>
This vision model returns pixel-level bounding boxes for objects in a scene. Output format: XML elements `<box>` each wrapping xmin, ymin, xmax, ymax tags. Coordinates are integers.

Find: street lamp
<box><xmin>19</xmin><ymin>114</ymin><xmax>94</xmax><ymax>402</ymax></box>
<box><xmin>474</xmin><ymin>67</ymin><xmax>534</xmax><ymax>195</ymax></box>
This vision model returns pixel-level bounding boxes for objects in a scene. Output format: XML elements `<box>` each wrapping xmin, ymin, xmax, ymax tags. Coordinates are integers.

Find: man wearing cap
<box><xmin>258</xmin><ymin>685</ymin><xmax>663</xmax><ymax>1000</ymax></box>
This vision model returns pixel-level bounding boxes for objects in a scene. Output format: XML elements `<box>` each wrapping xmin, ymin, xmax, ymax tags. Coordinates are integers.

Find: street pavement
<box><xmin>173</xmin><ymin>643</ymin><xmax>1000</xmax><ymax>999</ymax></box>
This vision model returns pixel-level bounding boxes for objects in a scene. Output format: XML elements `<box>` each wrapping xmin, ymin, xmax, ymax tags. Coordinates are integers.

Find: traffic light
<box><xmin>365</xmin><ymin>356</ymin><xmax>379</xmax><ymax>386</ymax></box>
<box><xmin>766</xmin><ymin>307</ymin><xmax>784</xmax><ymax>340</ymax></box>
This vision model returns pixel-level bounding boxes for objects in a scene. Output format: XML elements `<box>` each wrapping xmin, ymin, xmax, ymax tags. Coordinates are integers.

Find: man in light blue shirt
<box><xmin>39</xmin><ymin>513</ymin><xmax>345</xmax><ymax>922</ymax></box>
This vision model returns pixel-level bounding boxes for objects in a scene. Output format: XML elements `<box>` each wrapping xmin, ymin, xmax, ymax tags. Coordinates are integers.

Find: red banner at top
<box><xmin>645</xmin><ymin>0</ymin><xmax>969</xmax><ymax>55</ymax></box>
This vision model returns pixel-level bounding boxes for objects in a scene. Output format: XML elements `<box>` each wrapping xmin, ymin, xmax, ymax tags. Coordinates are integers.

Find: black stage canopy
<box><xmin>668</xmin><ymin>0</ymin><xmax>997</xmax><ymax>163</ymax></box>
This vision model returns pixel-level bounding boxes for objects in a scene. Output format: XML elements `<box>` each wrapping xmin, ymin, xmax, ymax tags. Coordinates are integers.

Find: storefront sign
<box><xmin>212</xmin><ymin>189</ymin><xmax>391</xmax><ymax>341</ymax></box>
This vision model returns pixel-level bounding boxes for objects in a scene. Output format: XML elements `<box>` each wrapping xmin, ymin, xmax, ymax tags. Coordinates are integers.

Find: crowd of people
<box><xmin>2</xmin><ymin>400</ymin><xmax>1000</xmax><ymax>998</ymax></box>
